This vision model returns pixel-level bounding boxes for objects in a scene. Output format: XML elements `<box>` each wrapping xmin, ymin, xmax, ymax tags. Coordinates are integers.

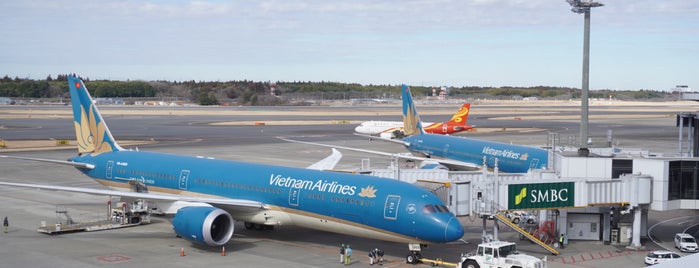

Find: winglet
<box><xmin>68</xmin><ymin>76</ymin><xmax>123</xmax><ymax>154</ymax></box>
<box><xmin>401</xmin><ymin>85</ymin><xmax>425</xmax><ymax>136</ymax></box>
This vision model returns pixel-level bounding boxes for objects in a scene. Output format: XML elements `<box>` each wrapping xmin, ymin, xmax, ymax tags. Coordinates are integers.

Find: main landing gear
<box><xmin>243</xmin><ymin>221</ymin><xmax>274</xmax><ymax>230</ymax></box>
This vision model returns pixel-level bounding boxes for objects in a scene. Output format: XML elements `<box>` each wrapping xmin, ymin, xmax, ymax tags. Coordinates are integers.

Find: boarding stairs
<box><xmin>494</xmin><ymin>212</ymin><xmax>559</xmax><ymax>255</ymax></box>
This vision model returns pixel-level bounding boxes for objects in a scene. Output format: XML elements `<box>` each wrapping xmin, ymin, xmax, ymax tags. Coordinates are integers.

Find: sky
<box><xmin>1</xmin><ymin>0</ymin><xmax>697</xmax><ymax>91</ymax></box>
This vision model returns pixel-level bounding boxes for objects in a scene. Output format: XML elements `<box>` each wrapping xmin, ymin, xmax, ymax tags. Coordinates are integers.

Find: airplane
<box><xmin>354</xmin><ymin>103</ymin><xmax>473</xmax><ymax>139</ymax></box>
<box><xmin>284</xmin><ymin>85</ymin><xmax>549</xmax><ymax>174</ymax></box>
<box><xmin>0</xmin><ymin>77</ymin><xmax>464</xmax><ymax>252</ymax></box>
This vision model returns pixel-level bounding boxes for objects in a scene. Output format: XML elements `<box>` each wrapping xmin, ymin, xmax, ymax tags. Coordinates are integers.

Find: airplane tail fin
<box><xmin>445</xmin><ymin>103</ymin><xmax>471</xmax><ymax>125</ymax></box>
<box><xmin>401</xmin><ymin>85</ymin><xmax>425</xmax><ymax>136</ymax></box>
<box><xmin>68</xmin><ymin>76</ymin><xmax>123</xmax><ymax>155</ymax></box>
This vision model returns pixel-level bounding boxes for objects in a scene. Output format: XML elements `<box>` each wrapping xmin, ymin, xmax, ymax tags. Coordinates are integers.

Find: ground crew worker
<box><xmin>340</xmin><ymin>244</ymin><xmax>345</xmax><ymax>263</ymax></box>
<box><xmin>559</xmin><ymin>234</ymin><xmax>565</xmax><ymax>249</ymax></box>
<box><xmin>3</xmin><ymin>216</ymin><xmax>8</xmax><ymax>233</ymax></box>
<box><xmin>344</xmin><ymin>244</ymin><xmax>352</xmax><ymax>265</ymax></box>
<box><xmin>368</xmin><ymin>248</ymin><xmax>376</xmax><ymax>265</ymax></box>
<box><xmin>376</xmin><ymin>248</ymin><xmax>384</xmax><ymax>265</ymax></box>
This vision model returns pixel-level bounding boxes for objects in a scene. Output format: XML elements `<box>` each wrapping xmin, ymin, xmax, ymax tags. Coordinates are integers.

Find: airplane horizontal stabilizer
<box><xmin>0</xmin><ymin>155</ymin><xmax>95</xmax><ymax>169</ymax></box>
<box><xmin>306</xmin><ymin>148</ymin><xmax>343</xmax><ymax>170</ymax></box>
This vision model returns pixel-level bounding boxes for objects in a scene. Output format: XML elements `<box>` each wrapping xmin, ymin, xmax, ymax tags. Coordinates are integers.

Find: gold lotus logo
<box><xmin>519</xmin><ymin>153</ymin><xmax>529</xmax><ymax>161</ymax></box>
<box><xmin>358</xmin><ymin>185</ymin><xmax>377</xmax><ymax>198</ymax></box>
<box><xmin>74</xmin><ymin>104</ymin><xmax>113</xmax><ymax>155</ymax></box>
<box><xmin>404</xmin><ymin>103</ymin><xmax>420</xmax><ymax>136</ymax></box>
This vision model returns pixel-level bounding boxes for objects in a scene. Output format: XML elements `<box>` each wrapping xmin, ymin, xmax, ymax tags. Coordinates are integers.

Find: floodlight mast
<box><xmin>567</xmin><ymin>0</ymin><xmax>603</xmax><ymax>157</ymax></box>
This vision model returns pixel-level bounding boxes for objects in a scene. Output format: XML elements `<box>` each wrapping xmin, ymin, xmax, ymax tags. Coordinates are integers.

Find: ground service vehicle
<box><xmin>458</xmin><ymin>241</ymin><xmax>546</xmax><ymax>268</ymax></box>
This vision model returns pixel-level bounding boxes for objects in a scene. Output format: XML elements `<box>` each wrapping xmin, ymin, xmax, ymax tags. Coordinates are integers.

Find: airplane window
<box><xmin>422</xmin><ymin>205</ymin><xmax>436</xmax><ymax>214</ymax></box>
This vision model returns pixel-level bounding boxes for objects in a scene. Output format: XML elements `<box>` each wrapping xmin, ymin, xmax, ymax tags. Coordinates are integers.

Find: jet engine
<box><xmin>419</xmin><ymin>160</ymin><xmax>448</xmax><ymax>170</ymax></box>
<box><xmin>172</xmin><ymin>206</ymin><xmax>234</xmax><ymax>246</ymax></box>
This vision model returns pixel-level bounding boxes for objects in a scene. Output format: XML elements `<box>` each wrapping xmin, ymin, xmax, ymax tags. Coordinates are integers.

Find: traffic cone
<box><xmin>221</xmin><ymin>246</ymin><xmax>226</xmax><ymax>256</ymax></box>
<box><xmin>180</xmin><ymin>247</ymin><xmax>185</xmax><ymax>257</ymax></box>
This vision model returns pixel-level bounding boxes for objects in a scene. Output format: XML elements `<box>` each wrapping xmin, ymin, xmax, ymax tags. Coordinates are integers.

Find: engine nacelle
<box><xmin>172</xmin><ymin>206</ymin><xmax>234</xmax><ymax>246</ymax></box>
<box><xmin>419</xmin><ymin>160</ymin><xmax>449</xmax><ymax>170</ymax></box>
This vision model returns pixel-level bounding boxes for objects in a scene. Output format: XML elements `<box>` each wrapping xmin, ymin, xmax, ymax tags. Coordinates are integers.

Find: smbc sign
<box><xmin>508</xmin><ymin>182</ymin><xmax>574</xmax><ymax>209</ymax></box>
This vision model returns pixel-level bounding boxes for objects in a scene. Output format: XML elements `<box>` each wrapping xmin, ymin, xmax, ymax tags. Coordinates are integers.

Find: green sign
<box><xmin>508</xmin><ymin>182</ymin><xmax>574</xmax><ymax>209</ymax></box>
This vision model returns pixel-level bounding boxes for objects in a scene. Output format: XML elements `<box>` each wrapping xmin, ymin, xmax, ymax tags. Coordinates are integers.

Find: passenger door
<box><xmin>106</xmin><ymin>160</ymin><xmax>114</xmax><ymax>180</ymax></box>
<box><xmin>178</xmin><ymin>170</ymin><xmax>190</xmax><ymax>190</ymax></box>
<box><xmin>384</xmin><ymin>195</ymin><xmax>400</xmax><ymax>220</ymax></box>
<box><xmin>288</xmin><ymin>187</ymin><xmax>300</xmax><ymax>207</ymax></box>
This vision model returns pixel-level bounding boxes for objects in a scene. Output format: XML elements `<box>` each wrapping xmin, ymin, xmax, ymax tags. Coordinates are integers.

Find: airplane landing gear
<box><xmin>406</xmin><ymin>243</ymin><xmax>424</xmax><ymax>264</ymax></box>
<box><xmin>406</xmin><ymin>251</ymin><xmax>422</xmax><ymax>264</ymax></box>
<box><xmin>243</xmin><ymin>221</ymin><xmax>274</xmax><ymax>230</ymax></box>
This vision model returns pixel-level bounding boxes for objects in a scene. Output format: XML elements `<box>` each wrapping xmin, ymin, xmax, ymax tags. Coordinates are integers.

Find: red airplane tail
<box><xmin>445</xmin><ymin>103</ymin><xmax>470</xmax><ymax>126</ymax></box>
<box><xmin>423</xmin><ymin>103</ymin><xmax>472</xmax><ymax>135</ymax></box>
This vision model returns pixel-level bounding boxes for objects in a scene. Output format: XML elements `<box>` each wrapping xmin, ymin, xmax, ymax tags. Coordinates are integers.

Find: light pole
<box><xmin>567</xmin><ymin>0</ymin><xmax>603</xmax><ymax>157</ymax></box>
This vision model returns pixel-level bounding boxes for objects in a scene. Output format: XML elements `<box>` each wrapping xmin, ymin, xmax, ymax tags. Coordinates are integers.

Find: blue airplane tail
<box><xmin>68</xmin><ymin>76</ymin><xmax>122</xmax><ymax>155</ymax></box>
<box><xmin>401</xmin><ymin>85</ymin><xmax>425</xmax><ymax>136</ymax></box>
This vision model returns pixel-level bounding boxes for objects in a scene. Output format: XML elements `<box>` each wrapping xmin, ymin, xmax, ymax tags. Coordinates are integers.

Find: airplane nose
<box><xmin>444</xmin><ymin>216</ymin><xmax>464</xmax><ymax>242</ymax></box>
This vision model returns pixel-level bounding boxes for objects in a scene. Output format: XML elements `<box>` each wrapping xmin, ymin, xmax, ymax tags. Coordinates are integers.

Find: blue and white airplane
<box><xmin>284</xmin><ymin>85</ymin><xmax>549</xmax><ymax>173</ymax></box>
<box><xmin>0</xmin><ymin>77</ymin><xmax>464</xmax><ymax>249</ymax></box>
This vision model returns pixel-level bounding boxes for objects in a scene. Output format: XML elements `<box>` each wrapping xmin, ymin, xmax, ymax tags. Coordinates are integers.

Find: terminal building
<box><xmin>362</xmin><ymin>113</ymin><xmax>699</xmax><ymax>255</ymax></box>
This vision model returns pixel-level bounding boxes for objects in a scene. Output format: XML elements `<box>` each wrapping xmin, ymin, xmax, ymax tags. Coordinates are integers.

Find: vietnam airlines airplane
<box><xmin>0</xmin><ymin>77</ymin><xmax>464</xmax><ymax>250</ymax></box>
<box><xmin>354</xmin><ymin>103</ymin><xmax>473</xmax><ymax>139</ymax></box>
<box><xmin>285</xmin><ymin>85</ymin><xmax>549</xmax><ymax>173</ymax></box>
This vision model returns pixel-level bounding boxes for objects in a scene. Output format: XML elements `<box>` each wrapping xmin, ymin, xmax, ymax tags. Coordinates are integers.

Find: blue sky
<box><xmin>1</xmin><ymin>0</ymin><xmax>697</xmax><ymax>90</ymax></box>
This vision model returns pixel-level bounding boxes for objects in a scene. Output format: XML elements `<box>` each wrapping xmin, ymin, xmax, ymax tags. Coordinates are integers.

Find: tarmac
<box><xmin>2</xmin><ymin>103</ymin><xmax>699</xmax><ymax>267</ymax></box>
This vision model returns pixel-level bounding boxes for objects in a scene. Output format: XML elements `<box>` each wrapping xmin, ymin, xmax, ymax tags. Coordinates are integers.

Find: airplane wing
<box><xmin>279</xmin><ymin>138</ymin><xmax>482</xmax><ymax>171</ymax></box>
<box><xmin>306</xmin><ymin>148</ymin><xmax>342</xmax><ymax>170</ymax></box>
<box><xmin>353</xmin><ymin>133</ymin><xmax>410</xmax><ymax>145</ymax></box>
<box><xmin>0</xmin><ymin>181</ymin><xmax>266</xmax><ymax>213</ymax></box>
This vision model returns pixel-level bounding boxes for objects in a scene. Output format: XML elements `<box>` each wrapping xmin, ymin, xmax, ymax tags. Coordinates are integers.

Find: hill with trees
<box><xmin>0</xmin><ymin>74</ymin><xmax>678</xmax><ymax>106</ymax></box>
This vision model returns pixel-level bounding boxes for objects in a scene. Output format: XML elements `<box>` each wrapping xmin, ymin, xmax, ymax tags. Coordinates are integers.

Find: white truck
<box><xmin>458</xmin><ymin>241</ymin><xmax>546</xmax><ymax>268</ymax></box>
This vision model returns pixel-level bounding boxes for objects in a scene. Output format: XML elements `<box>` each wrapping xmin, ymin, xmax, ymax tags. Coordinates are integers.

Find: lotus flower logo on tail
<box><xmin>401</xmin><ymin>85</ymin><xmax>424</xmax><ymax>136</ymax></box>
<box><xmin>75</xmin><ymin>105</ymin><xmax>113</xmax><ymax>155</ymax></box>
<box><xmin>69</xmin><ymin>76</ymin><xmax>120</xmax><ymax>155</ymax></box>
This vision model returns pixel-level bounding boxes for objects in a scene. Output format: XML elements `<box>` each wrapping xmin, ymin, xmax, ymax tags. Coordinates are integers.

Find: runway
<box><xmin>1</xmin><ymin>102</ymin><xmax>699</xmax><ymax>267</ymax></box>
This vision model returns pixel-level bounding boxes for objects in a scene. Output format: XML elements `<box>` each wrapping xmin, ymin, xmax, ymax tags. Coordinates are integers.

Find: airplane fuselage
<box><xmin>403</xmin><ymin>134</ymin><xmax>548</xmax><ymax>173</ymax></box>
<box><xmin>355</xmin><ymin>121</ymin><xmax>470</xmax><ymax>136</ymax></box>
<box><xmin>71</xmin><ymin>150</ymin><xmax>464</xmax><ymax>244</ymax></box>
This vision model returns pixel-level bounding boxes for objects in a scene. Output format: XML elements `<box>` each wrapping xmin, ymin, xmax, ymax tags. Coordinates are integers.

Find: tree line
<box><xmin>0</xmin><ymin>74</ymin><xmax>678</xmax><ymax>105</ymax></box>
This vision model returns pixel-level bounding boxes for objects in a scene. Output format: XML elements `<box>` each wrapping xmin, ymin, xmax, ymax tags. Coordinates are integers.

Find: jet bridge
<box><xmin>369</xmin><ymin>164</ymin><xmax>653</xmax><ymax>253</ymax></box>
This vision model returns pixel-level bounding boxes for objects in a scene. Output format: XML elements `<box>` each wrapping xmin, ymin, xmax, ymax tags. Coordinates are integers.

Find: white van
<box><xmin>674</xmin><ymin>233</ymin><xmax>698</xmax><ymax>252</ymax></box>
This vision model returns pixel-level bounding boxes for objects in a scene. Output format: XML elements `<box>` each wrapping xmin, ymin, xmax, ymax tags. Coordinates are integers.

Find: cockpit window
<box><xmin>423</xmin><ymin>204</ymin><xmax>451</xmax><ymax>214</ymax></box>
<box><xmin>435</xmin><ymin>205</ymin><xmax>450</xmax><ymax>213</ymax></box>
